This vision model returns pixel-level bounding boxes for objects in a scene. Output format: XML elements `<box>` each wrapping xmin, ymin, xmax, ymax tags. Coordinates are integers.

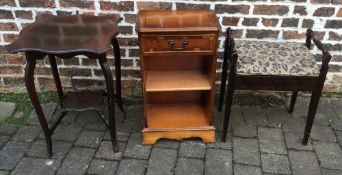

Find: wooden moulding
<box><xmin>142</xmin><ymin>129</ymin><xmax>215</xmax><ymax>144</ymax></box>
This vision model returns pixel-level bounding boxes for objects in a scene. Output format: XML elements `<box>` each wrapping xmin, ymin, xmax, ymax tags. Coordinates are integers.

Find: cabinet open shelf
<box><xmin>146</xmin><ymin>70</ymin><xmax>211</xmax><ymax>92</ymax></box>
<box><xmin>145</xmin><ymin>103</ymin><xmax>210</xmax><ymax>130</ymax></box>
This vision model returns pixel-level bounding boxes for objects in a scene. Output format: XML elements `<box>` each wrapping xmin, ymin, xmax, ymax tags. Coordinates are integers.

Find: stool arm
<box><xmin>225</xmin><ymin>27</ymin><xmax>238</xmax><ymax>69</ymax></box>
<box><xmin>224</xmin><ymin>27</ymin><xmax>233</xmax><ymax>60</ymax></box>
<box><xmin>117</xmin><ymin>17</ymin><xmax>123</xmax><ymax>24</ymax></box>
<box><xmin>305</xmin><ymin>29</ymin><xmax>312</xmax><ymax>49</ymax></box>
<box><xmin>228</xmin><ymin>39</ymin><xmax>238</xmax><ymax>68</ymax></box>
<box><xmin>306</xmin><ymin>29</ymin><xmax>332</xmax><ymax>66</ymax></box>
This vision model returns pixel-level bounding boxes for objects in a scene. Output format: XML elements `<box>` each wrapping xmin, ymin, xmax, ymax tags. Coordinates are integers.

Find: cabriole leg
<box><xmin>112</xmin><ymin>38</ymin><xmax>124</xmax><ymax>112</ymax></box>
<box><xmin>25</xmin><ymin>52</ymin><xmax>52</xmax><ymax>157</ymax></box>
<box><xmin>99</xmin><ymin>54</ymin><xmax>119</xmax><ymax>152</ymax></box>
<box><xmin>48</xmin><ymin>55</ymin><xmax>64</xmax><ymax>106</ymax></box>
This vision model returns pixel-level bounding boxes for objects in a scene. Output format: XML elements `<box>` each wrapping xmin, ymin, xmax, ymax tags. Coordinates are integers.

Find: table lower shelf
<box><xmin>61</xmin><ymin>90</ymin><xmax>106</xmax><ymax>112</ymax></box>
<box><xmin>47</xmin><ymin>90</ymin><xmax>108</xmax><ymax>134</ymax></box>
<box><xmin>142</xmin><ymin>103</ymin><xmax>215</xmax><ymax>144</ymax></box>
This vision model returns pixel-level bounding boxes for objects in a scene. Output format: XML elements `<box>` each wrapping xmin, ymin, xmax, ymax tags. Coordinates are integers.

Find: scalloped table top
<box><xmin>5</xmin><ymin>14</ymin><xmax>119</xmax><ymax>54</ymax></box>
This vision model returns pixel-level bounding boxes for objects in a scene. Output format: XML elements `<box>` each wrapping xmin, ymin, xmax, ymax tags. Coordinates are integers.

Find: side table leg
<box><xmin>48</xmin><ymin>55</ymin><xmax>64</xmax><ymax>106</ymax></box>
<box><xmin>25</xmin><ymin>52</ymin><xmax>52</xmax><ymax>157</ymax></box>
<box><xmin>112</xmin><ymin>38</ymin><xmax>125</xmax><ymax>112</ymax></box>
<box><xmin>99</xmin><ymin>53</ymin><xmax>119</xmax><ymax>152</ymax></box>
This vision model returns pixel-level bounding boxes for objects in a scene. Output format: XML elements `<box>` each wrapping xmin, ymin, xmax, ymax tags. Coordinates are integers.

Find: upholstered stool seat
<box><xmin>235</xmin><ymin>41</ymin><xmax>320</xmax><ymax>76</ymax></box>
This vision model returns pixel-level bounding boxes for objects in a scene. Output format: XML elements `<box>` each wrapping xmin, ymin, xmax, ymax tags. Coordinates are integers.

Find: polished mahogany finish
<box><xmin>6</xmin><ymin>14</ymin><xmax>118</xmax><ymax>54</ymax></box>
<box><xmin>137</xmin><ymin>10</ymin><xmax>220</xmax><ymax>144</ymax></box>
<box><xmin>5</xmin><ymin>14</ymin><xmax>125</xmax><ymax>157</ymax></box>
<box><xmin>219</xmin><ymin>28</ymin><xmax>331</xmax><ymax>145</ymax></box>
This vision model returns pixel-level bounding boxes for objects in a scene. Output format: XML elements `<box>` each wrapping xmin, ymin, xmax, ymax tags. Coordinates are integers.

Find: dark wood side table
<box><xmin>5</xmin><ymin>14</ymin><xmax>124</xmax><ymax>157</ymax></box>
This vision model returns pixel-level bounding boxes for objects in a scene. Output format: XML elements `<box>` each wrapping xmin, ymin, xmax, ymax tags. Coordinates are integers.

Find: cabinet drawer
<box><xmin>142</xmin><ymin>35</ymin><xmax>215</xmax><ymax>53</ymax></box>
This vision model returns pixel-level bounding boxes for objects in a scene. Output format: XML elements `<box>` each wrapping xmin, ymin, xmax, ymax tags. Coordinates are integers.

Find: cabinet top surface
<box><xmin>136</xmin><ymin>10</ymin><xmax>220</xmax><ymax>33</ymax></box>
<box><xmin>5</xmin><ymin>14</ymin><xmax>119</xmax><ymax>54</ymax></box>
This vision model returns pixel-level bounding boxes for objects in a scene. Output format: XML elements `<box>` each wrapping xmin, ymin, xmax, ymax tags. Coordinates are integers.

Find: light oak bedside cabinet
<box><xmin>136</xmin><ymin>10</ymin><xmax>220</xmax><ymax>144</ymax></box>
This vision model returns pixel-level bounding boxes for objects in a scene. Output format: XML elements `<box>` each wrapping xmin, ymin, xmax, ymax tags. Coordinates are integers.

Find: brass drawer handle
<box><xmin>168</xmin><ymin>40</ymin><xmax>189</xmax><ymax>51</ymax></box>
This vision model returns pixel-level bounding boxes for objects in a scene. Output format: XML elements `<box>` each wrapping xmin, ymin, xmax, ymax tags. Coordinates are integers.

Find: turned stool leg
<box><xmin>222</xmin><ymin>43</ymin><xmax>237</xmax><ymax>142</ymax></box>
<box><xmin>302</xmin><ymin>90</ymin><xmax>322</xmax><ymax>145</ymax></box>
<box><xmin>288</xmin><ymin>91</ymin><xmax>298</xmax><ymax>113</ymax></box>
<box><xmin>222</xmin><ymin>84</ymin><xmax>234</xmax><ymax>142</ymax></box>
<box><xmin>99</xmin><ymin>54</ymin><xmax>119</xmax><ymax>152</ymax></box>
<box><xmin>302</xmin><ymin>30</ymin><xmax>331</xmax><ymax>145</ymax></box>
<box><xmin>218</xmin><ymin>28</ymin><xmax>232</xmax><ymax>112</ymax></box>
<box><xmin>25</xmin><ymin>52</ymin><xmax>53</xmax><ymax>157</ymax></box>
<box><xmin>218</xmin><ymin>53</ymin><xmax>228</xmax><ymax>112</ymax></box>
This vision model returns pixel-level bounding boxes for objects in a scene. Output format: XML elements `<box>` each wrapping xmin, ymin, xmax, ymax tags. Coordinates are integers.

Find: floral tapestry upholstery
<box><xmin>234</xmin><ymin>40</ymin><xmax>320</xmax><ymax>76</ymax></box>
